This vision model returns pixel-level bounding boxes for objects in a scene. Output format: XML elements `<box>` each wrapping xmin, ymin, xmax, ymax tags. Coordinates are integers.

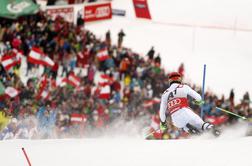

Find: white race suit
<box><xmin>159</xmin><ymin>83</ymin><xmax>211</xmax><ymax>132</ymax></box>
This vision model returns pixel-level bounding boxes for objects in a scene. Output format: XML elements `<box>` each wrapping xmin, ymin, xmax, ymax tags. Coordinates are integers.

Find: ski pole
<box><xmin>216</xmin><ymin>107</ymin><xmax>247</xmax><ymax>120</ymax></box>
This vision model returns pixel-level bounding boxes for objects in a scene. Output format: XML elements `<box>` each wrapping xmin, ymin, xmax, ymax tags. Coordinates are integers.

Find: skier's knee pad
<box><xmin>202</xmin><ymin>122</ymin><xmax>214</xmax><ymax>131</ymax></box>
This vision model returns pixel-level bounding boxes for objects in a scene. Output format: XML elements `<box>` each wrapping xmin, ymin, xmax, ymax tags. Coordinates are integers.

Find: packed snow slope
<box><xmin>1</xmin><ymin>136</ymin><xmax>252</xmax><ymax>166</ymax></box>
<box><xmin>0</xmin><ymin>123</ymin><xmax>250</xmax><ymax>166</ymax></box>
<box><xmin>86</xmin><ymin>0</ymin><xmax>252</xmax><ymax>102</ymax></box>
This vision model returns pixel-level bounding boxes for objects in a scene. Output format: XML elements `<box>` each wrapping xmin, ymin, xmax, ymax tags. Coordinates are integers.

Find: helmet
<box><xmin>168</xmin><ymin>72</ymin><xmax>182</xmax><ymax>84</ymax></box>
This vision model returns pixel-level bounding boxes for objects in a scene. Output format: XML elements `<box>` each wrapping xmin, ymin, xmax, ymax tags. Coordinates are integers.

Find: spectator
<box><xmin>118</xmin><ymin>29</ymin><xmax>125</xmax><ymax>48</ymax></box>
<box><xmin>146</xmin><ymin>46</ymin><xmax>155</xmax><ymax>60</ymax></box>
<box><xmin>77</xmin><ymin>12</ymin><xmax>84</xmax><ymax>27</ymax></box>
<box><xmin>105</xmin><ymin>30</ymin><xmax>111</xmax><ymax>46</ymax></box>
<box><xmin>229</xmin><ymin>89</ymin><xmax>235</xmax><ymax>111</ymax></box>
<box><xmin>154</xmin><ymin>53</ymin><xmax>161</xmax><ymax>65</ymax></box>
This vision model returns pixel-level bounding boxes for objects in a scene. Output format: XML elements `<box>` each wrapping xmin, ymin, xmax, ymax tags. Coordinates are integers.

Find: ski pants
<box><xmin>171</xmin><ymin>107</ymin><xmax>205</xmax><ymax>132</ymax></box>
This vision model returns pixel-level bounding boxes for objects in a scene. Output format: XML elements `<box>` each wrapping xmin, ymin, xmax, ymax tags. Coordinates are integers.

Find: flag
<box><xmin>77</xmin><ymin>52</ymin><xmax>84</xmax><ymax>59</ymax></box>
<box><xmin>97</xmin><ymin>49</ymin><xmax>109</xmax><ymax>61</ymax></box>
<box><xmin>97</xmin><ymin>73</ymin><xmax>112</xmax><ymax>99</ymax></box>
<box><xmin>99</xmin><ymin>85</ymin><xmax>111</xmax><ymax>99</ymax></box>
<box><xmin>59</xmin><ymin>77</ymin><xmax>68</xmax><ymax>87</ymax></box>
<box><xmin>36</xmin><ymin>75</ymin><xmax>50</xmax><ymax>100</ymax></box>
<box><xmin>60</xmin><ymin>73</ymin><xmax>81</xmax><ymax>88</ymax></box>
<box><xmin>5</xmin><ymin>87</ymin><xmax>19</xmax><ymax>98</ymax></box>
<box><xmin>67</xmin><ymin>73</ymin><xmax>81</xmax><ymax>87</ymax></box>
<box><xmin>50</xmin><ymin>78</ymin><xmax>57</xmax><ymax>89</ymax></box>
<box><xmin>70</xmin><ymin>113</ymin><xmax>87</xmax><ymax>124</ymax></box>
<box><xmin>37</xmin><ymin>90</ymin><xmax>50</xmax><ymax>100</ymax></box>
<box><xmin>75</xmin><ymin>86</ymin><xmax>85</xmax><ymax>92</ymax></box>
<box><xmin>98</xmin><ymin>74</ymin><xmax>113</xmax><ymax>87</ymax></box>
<box><xmin>143</xmin><ymin>98</ymin><xmax>160</xmax><ymax>108</ymax></box>
<box><xmin>205</xmin><ymin>115</ymin><xmax>228</xmax><ymax>125</ymax></box>
<box><xmin>28</xmin><ymin>47</ymin><xmax>55</xmax><ymax>67</ymax></box>
<box><xmin>1</xmin><ymin>50</ymin><xmax>21</xmax><ymax>71</ymax></box>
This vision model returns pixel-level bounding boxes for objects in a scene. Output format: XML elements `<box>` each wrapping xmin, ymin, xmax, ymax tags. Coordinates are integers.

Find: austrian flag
<box><xmin>70</xmin><ymin>113</ymin><xmax>87</xmax><ymax>124</ymax></box>
<box><xmin>28</xmin><ymin>47</ymin><xmax>55</xmax><ymax>67</ymax></box>
<box><xmin>36</xmin><ymin>75</ymin><xmax>50</xmax><ymax>100</ymax></box>
<box><xmin>1</xmin><ymin>51</ymin><xmax>21</xmax><ymax>71</ymax></box>
<box><xmin>97</xmin><ymin>49</ymin><xmax>109</xmax><ymax>61</ymax></box>
<box><xmin>98</xmin><ymin>74</ymin><xmax>113</xmax><ymax>87</ymax></box>
<box><xmin>99</xmin><ymin>85</ymin><xmax>111</xmax><ymax>99</ymax></box>
<box><xmin>38</xmin><ymin>90</ymin><xmax>50</xmax><ymax>100</ymax></box>
<box><xmin>5</xmin><ymin>87</ymin><xmax>19</xmax><ymax>98</ymax></box>
<box><xmin>68</xmin><ymin>73</ymin><xmax>81</xmax><ymax>87</ymax></box>
<box><xmin>143</xmin><ymin>98</ymin><xmax>160</xmax><ymax>108</ymax></box>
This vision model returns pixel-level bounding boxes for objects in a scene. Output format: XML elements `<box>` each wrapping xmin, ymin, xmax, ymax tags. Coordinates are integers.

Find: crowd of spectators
<box><xmin>0</xmin><ymin>12</ymin><xmax>251</xmax><ymax>140</ymax></box>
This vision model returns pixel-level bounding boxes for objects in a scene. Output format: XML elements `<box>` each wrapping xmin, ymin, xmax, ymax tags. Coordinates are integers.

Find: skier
<box><xmin>159</xmin><ymin>72</ymin><xmax>220</xmax><ymax>136</ymax></box>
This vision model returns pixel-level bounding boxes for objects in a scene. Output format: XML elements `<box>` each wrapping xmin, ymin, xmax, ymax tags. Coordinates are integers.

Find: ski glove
<box><xmin>160</xmin><ymin>121</ymin><xmax>167</xmax><ymax>132</ymax></box>
<box><xmin>193</xmin><ymin>100</ymin><xmax>205</xmax><ymax>106</ymax></box>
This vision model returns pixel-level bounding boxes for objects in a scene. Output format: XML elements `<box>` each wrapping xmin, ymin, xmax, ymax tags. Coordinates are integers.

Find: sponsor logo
<box><xmin>7</xmin><ymin>1</ymin><xmax>31</xmax><ymax>14</ymax></box>
<box><xmin>168</xmin><ymin>99</ymin><xmax>181</xmax><ymax>108</ymax></box>
<box><xmin>135</xmin><ymin>3</ymin><xmax>146</xmax><ymax>8</ymax></box>
<box><xmin>95</xmin><ymin>6</ymin><xmax>110</xmax><ymax>18</ymax></box>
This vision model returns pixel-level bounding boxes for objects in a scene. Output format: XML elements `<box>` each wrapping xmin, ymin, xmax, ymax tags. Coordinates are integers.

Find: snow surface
<box><xmin>0</xmin><ymin>123</ymin><xmax>251</xmax><ymax>166</ymax></box>
<box><xmin>85</xmin><ymin>0</ymin><xmax>252</xmax><ymax>102</ymax></box>
<box><xmin>1</xmin><ymin>137</ymin><xmax>252</xmax><ymax>166</ymax></box>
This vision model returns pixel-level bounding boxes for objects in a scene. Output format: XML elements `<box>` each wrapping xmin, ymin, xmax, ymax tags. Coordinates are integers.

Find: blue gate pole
<box><xmin>201</xmin><ymin>64</ymin><xmax>206</xmax><ymax>119</ymax></box>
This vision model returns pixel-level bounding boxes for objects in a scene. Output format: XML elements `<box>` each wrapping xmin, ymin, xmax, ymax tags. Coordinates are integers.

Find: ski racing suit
<box><xmin>159</xmin><ymin>83</ymin><xmax>213</xmax><ymax>133</ymax></box>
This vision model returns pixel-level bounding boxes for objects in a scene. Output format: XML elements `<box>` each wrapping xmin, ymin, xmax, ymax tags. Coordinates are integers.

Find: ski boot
<box><xmin>186</xmin><ymin>123</ymin><xmax>201</xmax><ymax>135</ymax></box>
<box><xmin>202</xmin><ymin>122</ymin><xmax>221</xmax><ymax>137</ymax></box>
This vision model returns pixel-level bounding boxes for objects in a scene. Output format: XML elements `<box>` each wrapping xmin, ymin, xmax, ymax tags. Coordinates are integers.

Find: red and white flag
<box><xmin>98</xmin><ymin>74</ymin><xmax>113</xmax><ymax>87</ymax></box>
<box><xmin>59</xmin><ymin>77</ymin><xmax>68</xmax><ymax>87</ymax></box>
<box><xmin>60</xmin><ymin>73</ymin><xmax>81</xmax><ymax>88</ymax></box>
<box><xmin>36</xmin><ymin>75</ymin><xmax>50</xmax><ymax>100</ymax></box>
<box><xmin>1</xmin><ymin>50</ymin><xmax>21</xmax><ymax>71</ymax></box>
<box><xmin>99</xmin><ymin>85</ymin><xmax>111</xmax><ymax>99</ymax></box>
<box><xmin>38</xmin><ymin>90</ymin><xmax>50</xmax><ymax>100</ymax></box>
<box><xmin>70</xmin><ymin>113</ymin><xmax>87</xmax><ymax>124</ymax></box>
<box><xmin>5</xmin><ymin>87</ymin><xmax>19</xmax><ymax>98</ymax></box>
<box><xmin>68</xmin><ymin>73</ymin><xmax>81</xmax><ymax>87</ymax></box>
<box><xmin>143</xmin><ymin>98</ymin><xmax>160</xmax><ymax>108</ymax></box>
<box><xmin>97</xmin><ymin>49</ymin><xmax>109</xmax><ymax>61</ymax></box>
<box><xmin>77</xmin><ymin>52</ymin><xmax>84</xmax><ymax>59</ymax></box>
<box><xmin>28</xmin><ymin>47</ymin><xmax>55</xmax><ymax>67</ymax></box>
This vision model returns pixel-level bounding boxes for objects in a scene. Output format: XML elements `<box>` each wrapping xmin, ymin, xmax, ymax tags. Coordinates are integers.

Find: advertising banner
<box><xmin>46</xmin><ymin>7</ymin><xmax>74</xmax><ymax>23</ymax></box>
<box><xmin>84</xmin><ymin>2</ymin><xmax>112</xmax><ymax>22</ymax></box>
<box><xmin>0</xmin><ymin>0</ymin><xmax>39</xmax><ymax>19</ymax></box>
<box><xmin>132</xmin><ymin>0</ymin><xmax>151</xmax><ymax>19</ymax></box>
